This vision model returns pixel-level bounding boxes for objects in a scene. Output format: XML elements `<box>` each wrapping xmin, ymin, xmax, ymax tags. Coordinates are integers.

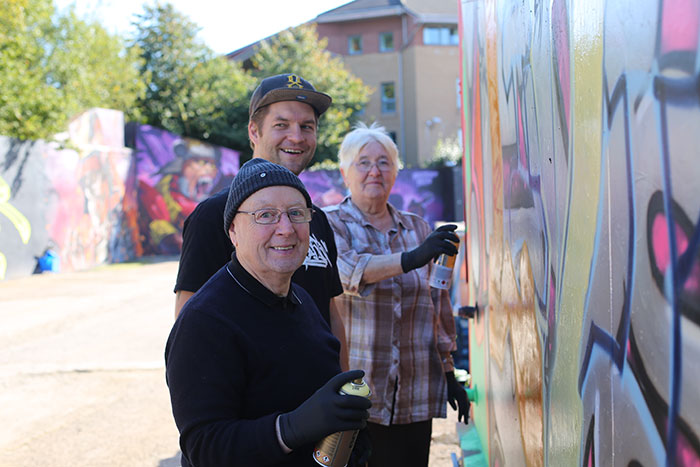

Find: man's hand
<box><xmin>279</xmin><ymin>370</ymin><xmax>372</xmax><ymax>449</ymax></box>
<box><xmin>445</xmin><ymin>371</ymin><xmax>470</xmax><ymax>423</ymax></box>
<box><xmin>401</xmin><ymin>224</ymin><xmax>459</xmax><ymax>273</ymax></box>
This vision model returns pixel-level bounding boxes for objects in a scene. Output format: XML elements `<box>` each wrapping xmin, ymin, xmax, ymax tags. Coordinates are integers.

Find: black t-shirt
<box><xmin>174</xmin><ymin>188</ymin><xmax>343</xmax><ymax>325</ymax></box>
<box><xmin>166</xmin><ymin>256</ymin><xmax>342</xmax><ymax>466</ymax></box>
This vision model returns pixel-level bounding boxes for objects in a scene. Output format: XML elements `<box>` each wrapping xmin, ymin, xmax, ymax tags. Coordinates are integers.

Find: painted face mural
<box><xmin>126</xmin><ymin>125</ymin><xmax>240</xmax><ymax>256</ymax></box>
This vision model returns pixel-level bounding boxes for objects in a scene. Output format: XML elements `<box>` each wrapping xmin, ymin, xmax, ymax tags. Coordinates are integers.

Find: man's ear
<box><xmin>228</xmin><ymin>222</ymin><xmax>238</xmax><ymax>248</ymax></box>
<box><xmin>248</xmin><ymin>120</ymin><xmax>260</xmax><ymax>147</ymax></box>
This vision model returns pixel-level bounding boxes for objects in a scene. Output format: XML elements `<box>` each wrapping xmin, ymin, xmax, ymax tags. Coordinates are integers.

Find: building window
<box><xmin>348</xmin><ymin>35</ymin><xmax>363</xmax><ymax>54</ymax></box>
<box><xmin>423</xmin><ymin>26</ymin><xmax>458</xmax><ymax>45</ymax></box>
<box><xmin>381</xmin><ymin>82</ymin><xmax>396</xmax><ymax>113</ymax></box>
<box><xmin>379</xmin><ymin>32</ymin><xmax>394</xmax><ymax>52</ymax></box>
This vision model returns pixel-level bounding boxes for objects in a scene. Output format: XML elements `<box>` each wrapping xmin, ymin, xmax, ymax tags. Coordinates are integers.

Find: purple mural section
<box><xmin>123</xmin><ymin>123</ymin><xmax>239</xmax><ymax>256</ymax></box>
<box><xmin>300</xmin><ymin>166</ymin><xmax>458</xmax><ymax>225</ymax></box>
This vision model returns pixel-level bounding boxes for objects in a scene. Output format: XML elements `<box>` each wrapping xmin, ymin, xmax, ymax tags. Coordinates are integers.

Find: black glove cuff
<box><xmin>400</xmin><ymin>251</ymin><xmax>415</xmax><ymax>273</ymax></box>
<box><xmin>278</xmin><ymin>413</ymin><xmax>300</xmax><ymax>450</ymax></box>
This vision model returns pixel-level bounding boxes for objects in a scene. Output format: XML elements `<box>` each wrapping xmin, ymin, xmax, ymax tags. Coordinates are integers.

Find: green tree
<box><xmin>0</xmin><ymin>0</ymin><xmax>145</xmax><ymax>141</ymax></box>
<box><xmin>128</xmin><ymin>2</ymin><xmax>254</xmax><ymax>149</ymax></box>
<box><xmin>247</xmin><ymin>24</ymin><xmax>371</xmax><ymax>164</ymax></box>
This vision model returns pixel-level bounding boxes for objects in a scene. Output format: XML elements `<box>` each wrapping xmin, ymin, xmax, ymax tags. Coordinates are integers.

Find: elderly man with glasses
<box><xmin>165</xmin><ymin>158</ymin><xmax>372</xmax><ymax>467</ymax></box>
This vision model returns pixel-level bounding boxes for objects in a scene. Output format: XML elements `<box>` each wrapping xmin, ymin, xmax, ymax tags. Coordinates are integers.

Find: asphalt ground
<box><xmin>0</xmin><ymin>258</ymin><xmax>459</xmax><ymax>466</ymax></box>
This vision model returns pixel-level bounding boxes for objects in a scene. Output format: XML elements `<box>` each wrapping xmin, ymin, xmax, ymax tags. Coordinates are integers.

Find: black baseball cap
<box><xmin>249</xmin><ymin>73</ymin><xmax>332</xmax><ymax>118</ymax></box>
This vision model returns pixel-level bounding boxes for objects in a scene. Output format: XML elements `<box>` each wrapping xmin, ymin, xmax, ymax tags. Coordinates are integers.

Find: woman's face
<box><xmin>341</xmin><ymin>141</ymin><xmax>397</xmax><ymax>206</ymax></box>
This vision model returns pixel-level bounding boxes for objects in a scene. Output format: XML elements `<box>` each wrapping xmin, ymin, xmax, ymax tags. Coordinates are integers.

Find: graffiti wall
<box><xmin>0</xmin><ymin>109</ymin><xmax>131</xmax><ymax>280</ymax></box>
<box><xmin>459</xmin><ymin>0</ymin><xmax>700</xmax><ymax>465</ymax></box>
<box><xmin>300</xmin><ymin>166</ymin><xmax>459</xmax><ymax>225</ymax></box>
<box><xmin>0</xmin><ymin>110</ymin><xmax>241</xmax><ymax>280</ymax></box>
<box><xmin>122</xmin><ymin>124</ymin><xmax>239</xmax><ymax>256</ymax></box>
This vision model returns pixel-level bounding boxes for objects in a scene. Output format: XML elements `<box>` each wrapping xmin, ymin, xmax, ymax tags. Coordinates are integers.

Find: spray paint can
<box><xmin>313</xmin><ymin>378</ymin><xmax>371</xmax><ymax>467</ymax></box>
<box><xmin>428</xmin><ymin>238</ymin><xmax>460</xmax><ymax>289</ymax></box>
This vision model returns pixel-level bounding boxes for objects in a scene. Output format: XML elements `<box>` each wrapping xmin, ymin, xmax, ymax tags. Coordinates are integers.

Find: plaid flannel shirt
<box><xmin>324</xmin><ymin>197</ymin><xmax>457</xmax><ymax>425</ymax></box>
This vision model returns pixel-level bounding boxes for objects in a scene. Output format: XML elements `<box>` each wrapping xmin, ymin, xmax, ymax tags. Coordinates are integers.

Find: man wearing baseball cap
<box><xmin>173</xmin><ymin>73</ymin><xmax>348</xmax><ymax>369</ymax></box>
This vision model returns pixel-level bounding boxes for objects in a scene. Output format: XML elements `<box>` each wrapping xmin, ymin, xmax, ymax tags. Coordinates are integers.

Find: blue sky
<box><xmin>54</xmin><ymin>0</ymin><xmax>350</xmax><ymax>55</ymax></box>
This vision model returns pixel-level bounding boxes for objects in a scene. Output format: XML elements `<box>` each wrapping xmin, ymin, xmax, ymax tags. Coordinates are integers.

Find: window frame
<box><xmin>348</xmin><ymin>35</ymin><xmax>363</xmax><ymax>55</ymax></box>
<box><xmin>423</xmin><ymin>26</ymin><xmax>459</xmax><ymax>46</ymax></box>
<box><xmin>380</xmin><ymin>82</ymin><xmax>396</xmax><ymax>114</ymax></box>
<box><xmin>379</xmin><ymin>32</ymin><xmax>394</xmax><ymax>52</ymax></box>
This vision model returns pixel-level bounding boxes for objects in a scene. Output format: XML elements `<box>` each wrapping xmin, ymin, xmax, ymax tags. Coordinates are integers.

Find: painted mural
<box><xmin>459</xmin><ymin>0</ymin><xmax>700</xmax><ymax>465</ymax></box>
<box><xmin>122</xmin><ymin>124</ymin><xmax>240</xmax><ymax>256</ymax></box>
<box><xmin>0</xmin><ymin>110</ymin><xmax>242</xmax><ymax>279</ymax></box>
<box><xmin>0</xmin><ymin>109</ymin><xmax>131</xmax><ymax>280</ymax></box>
<box><xmin>300</xmin><ymin>166</ymin><xmax>458</xmax><ymax>225</ymax></box>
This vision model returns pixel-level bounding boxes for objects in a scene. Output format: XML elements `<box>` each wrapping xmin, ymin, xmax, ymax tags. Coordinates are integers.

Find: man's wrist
<box><xmin>275</xmin><ymin>415</ymin><xmax>292</xmax><ymax>454</ymax></box>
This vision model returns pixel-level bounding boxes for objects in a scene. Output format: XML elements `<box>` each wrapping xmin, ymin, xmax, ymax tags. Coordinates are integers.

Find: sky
<box><xmin>53</xmin><ymin>0</ymin><xmax>351</xmax><ymax>55</ymax></box>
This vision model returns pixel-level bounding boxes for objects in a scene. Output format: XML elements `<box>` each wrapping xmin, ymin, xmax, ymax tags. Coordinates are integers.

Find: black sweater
<box><xmin>165</xmin><ymin>256</ymin><xmax>342</xmax><ymax>466</ymax></box>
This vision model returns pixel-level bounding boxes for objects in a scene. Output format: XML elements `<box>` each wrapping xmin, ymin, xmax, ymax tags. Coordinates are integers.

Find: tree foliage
<box><xmin>0</xmin><ymin>0</ymin><xmax>145</xmax><ymax>141</ymax></box>
<box><xmin>127</xmin><ymin>2</ymin><xmax>254</xmax><ymax>150</ymax></box>
<box><xmin>1</xmin><ymin>1</ymin><xmax>370</xmax><ymax>165</ymax></box>
<box><xmin>248</xmin><ymin>24</ymin><xmax>371</xmax><ymax>164</ymax></box>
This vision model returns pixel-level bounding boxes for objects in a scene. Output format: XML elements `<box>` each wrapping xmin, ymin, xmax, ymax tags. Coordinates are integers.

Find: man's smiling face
<box><xmin>248</xmin><ymin>100</ymin><xmax>318</xmax><ymax>176</ymax></box>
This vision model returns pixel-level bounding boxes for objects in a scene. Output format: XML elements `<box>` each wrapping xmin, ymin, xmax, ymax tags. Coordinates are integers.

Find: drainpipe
<box><xmin>399</xmin><ymin>13</ymin><xmax>407</xmax><ymax>166</ymax></box>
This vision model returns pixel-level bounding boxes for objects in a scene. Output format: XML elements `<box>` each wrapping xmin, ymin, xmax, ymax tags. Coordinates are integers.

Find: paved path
<box><xmin>0</xmin><ymin>259</ymin><xmax>459</xmax><ymax>466</ymax></box>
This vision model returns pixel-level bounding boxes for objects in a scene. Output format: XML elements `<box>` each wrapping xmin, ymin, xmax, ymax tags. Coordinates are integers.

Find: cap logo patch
<box><xmin>260</xmin><ymin>173</ymin><xmax>266</xmax><ymax>177</ymax></box>
<box><xmin>296</xmin><ymin>95</ymin><xmax>308</xmax><ymax>100</ymax></box>
<box><xmin>286</xmin><ymin>75</ymin><xmax>303</xmax><ymax>89</ymax></box>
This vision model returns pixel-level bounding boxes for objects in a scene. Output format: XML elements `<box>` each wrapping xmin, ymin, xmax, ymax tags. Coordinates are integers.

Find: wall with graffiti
<box><xmin>300</xmin><ymin>166</ymin><xmax>460</xmax><ymax>224</ymax></box>
<box><xmin>0</xmin><ymin>109</ymin><xmax>241</xmax><ymax>280</ymax></box>
<box><xmin>122</xmin><ymin>124</ymin><xmax>239</xmax><ymax>257</ymax></box>
<box><xmin>0</xmin><ymin>109</ymin><xmax>131</xmax><ymax>280</ymax></box>
<box><xmin>459</xmin><ymin>0</ymin><xmax>699</xmax><ymax>465</ymax></box>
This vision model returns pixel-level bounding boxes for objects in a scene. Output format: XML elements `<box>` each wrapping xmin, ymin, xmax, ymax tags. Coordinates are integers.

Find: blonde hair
<box><xmin>338</xmin><ymin>122</ymin><xmax>400</xmax><ymax>174</ymax></box>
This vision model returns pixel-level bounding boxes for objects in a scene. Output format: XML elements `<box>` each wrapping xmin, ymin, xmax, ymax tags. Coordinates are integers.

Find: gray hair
<box><xmin>338</xmin><ymin>122</ymin><xmax>400</xmax><ymax>175</ymax></box>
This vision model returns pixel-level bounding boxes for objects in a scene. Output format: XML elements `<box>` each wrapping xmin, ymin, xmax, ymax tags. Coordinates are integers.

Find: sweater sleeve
<box><xmin>165</xmin><ymin>311</ymin><xmax>290</xmax><ymax>466</ymax></box>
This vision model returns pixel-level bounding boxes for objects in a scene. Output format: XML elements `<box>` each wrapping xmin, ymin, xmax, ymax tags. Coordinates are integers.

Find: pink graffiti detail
<box><xmin>516</xmin><ymin>92</ymin><xmax>527</xmax><ymax>167</ymax></box>
<box><xmin>652</xmin><ymin>214</ymin><xmax>700</xmax><ymax>296</ymax></box>
<box><xmin>661</xmin><ymin>0</ymin><xmax>700</xmax><ymax>54</ymax></box>
<box><xmin>677</xmin><ymin>431</ymin><xmax>700</xmax><ymax>467</ymax></box>
<box><xmin>663</xmin><ymin>416</ymin><xmax>700</xmax><ymax>466</ymax></box>
<box><xmin>551</xmin><ymin>0</ymin><xmax>571</xmax><ymax>130</ymax></box>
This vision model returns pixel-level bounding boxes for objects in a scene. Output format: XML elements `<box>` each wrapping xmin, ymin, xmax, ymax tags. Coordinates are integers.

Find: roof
<box><xmin>226</xmin><ymin>0</ymin><xmax>457</xmax><ymax>58</ymax></box>
<box><xmin>314</xmin><ymin>0</ymin><xmax>456</xmax><ymax>24</ymax></box>
<box><xmin>315</xmin><ymin>0</ymin><xmax>404</xmax><ymax>23</ymax></box>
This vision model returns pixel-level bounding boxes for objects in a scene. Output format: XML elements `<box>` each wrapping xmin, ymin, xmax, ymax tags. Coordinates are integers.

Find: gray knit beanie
<box><xmin>223</xmin><ymin>158</ymin><xmax>312</xmax><ymax>237</ymax></box>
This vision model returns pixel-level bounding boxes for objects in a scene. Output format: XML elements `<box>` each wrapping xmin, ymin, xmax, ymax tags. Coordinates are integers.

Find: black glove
<box><xmin>401</xmin><ymin>224</ymin><xmax>459</xmax><ymax>273</ymax></box>
<box><xmin>279</xmin><ymin>370</ymin><xmax>372</xmax><ymax>450</ymax></box>
<box><xmin>445</xmin><ymin>371</ymin><xmax>470</xmax><ymax>423</ymax></box>
<box><xmin>348</xmin><ymin>427</ymin><xmax>372</xmax><ymax>467</ymax></box>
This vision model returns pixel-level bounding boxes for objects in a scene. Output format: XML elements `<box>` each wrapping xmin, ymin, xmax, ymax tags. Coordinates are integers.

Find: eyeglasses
<box><xmin>353</xmin><ymin>159</ymin><xmax>394</xmax><ymax>172</ymax></box>
<box><xmin>236</xmin><ymin>207</ymin><xmax>315</xmax><ymax>225</ymax></box>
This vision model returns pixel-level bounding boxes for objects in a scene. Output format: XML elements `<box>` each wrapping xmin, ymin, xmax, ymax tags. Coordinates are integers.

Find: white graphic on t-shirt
<box><xmin>303</xmin><ymin>233</ymin><xmax>330</xmax><ymax>269</ymax></box>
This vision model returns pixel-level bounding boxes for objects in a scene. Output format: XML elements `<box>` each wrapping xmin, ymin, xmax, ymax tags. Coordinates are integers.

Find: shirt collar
<box><xmin>336</xmin><ymin>196</ymin><xmax>412</xmax><ymax>231</ymax></box>
<box><xmin>227</xmin><ymin>253</ymin><xmax>302</xmax><ymax>309</ymax></box>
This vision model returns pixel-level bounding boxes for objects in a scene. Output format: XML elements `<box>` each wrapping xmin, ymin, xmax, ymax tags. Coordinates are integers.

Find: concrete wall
<box><xmin>0</xmin><ymin>109</ymin><xmax>131</xmax><ymax>280</ymax></box>
<box><xmin>459</xmin><ymin>0</ymin><xmax>700</xmax><ymax>465</ymax></box>
<box><xmin>0</xmin><ymin>109</ymin><xmax>240</xmax><ymax>280</ymax></box>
